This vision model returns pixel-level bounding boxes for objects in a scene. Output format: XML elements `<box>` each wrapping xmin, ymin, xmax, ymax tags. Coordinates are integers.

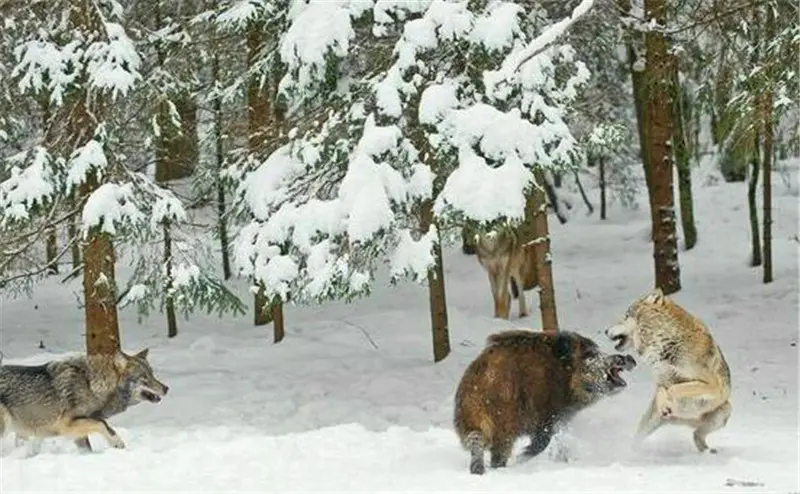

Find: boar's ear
<box><xmin>553</xmin><ymin>332</ymin><xmax>574</xmax><ymax>361</ymax></box>
<box><xmin>645</xmin><ymin>287</ymin><xmax>665</xmax><ymax>305</ymax></box>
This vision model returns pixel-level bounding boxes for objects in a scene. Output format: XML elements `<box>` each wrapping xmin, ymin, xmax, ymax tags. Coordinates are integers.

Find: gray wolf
<box><xmin>453</xmin><ymin>329</ymin><xmax>636</xmax><ymax>474</ymax></box>
<box><xmin>604</xmin><ymin>288</ymin><xmax>732</xmax><ymax>453</ymax></box>
<box><xmin>0</xmin><ymin>348</ymin><xmax>168</xmax><ymax>452</ymax></box>
<box><xmin>474</xmin><ymin>229</ymin><xmax>539</xmax><ymax>319</ymax></box>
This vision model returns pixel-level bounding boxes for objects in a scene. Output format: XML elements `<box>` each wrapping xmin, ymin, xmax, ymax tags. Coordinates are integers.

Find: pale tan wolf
<box><xmin>474</xmin><ymin>229</ymin><xmax>538</xmax><ymax>319</ymax></box>
<box><xmin>0</xmin><ymin>348</ymin><xmax>168</xmax><ymax>452</ymax></box>
<box><xmin>604</xmin><ymin>288</ymin><xmax>732</xmax><ymax>453</ymax></box>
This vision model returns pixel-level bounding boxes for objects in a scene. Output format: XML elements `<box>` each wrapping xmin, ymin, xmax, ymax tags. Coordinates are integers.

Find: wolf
<box><xmin>474</xmin><ymin>229</ymin><xmax>539</xmax><ymax>320</ymax></box>
<box><xmin>604</xmin><ymin>288</ymin><xmax>732</xmax><ymax>453</ymax></box>
<box><xmin>0</xmin><ymin>348</ymin><xmax>168</xmax><ymax>452</ymax></box>
<box><xmin>454</xmin><ymin>329</ymin><xmax>636</xmax><ymax>474</ymax></box>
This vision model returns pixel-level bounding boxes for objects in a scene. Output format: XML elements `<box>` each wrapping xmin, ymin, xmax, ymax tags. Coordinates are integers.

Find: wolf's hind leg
<box><xmin>660</xmin><ymin>381</ymin><xmax>726</xmax><ymax>420</ymax></box>
<box><xmin>58</xmin><ymin>417</ymin><xmax>125</xmax><ymax>450</ymax></box>
<box><xmin>692</xmin><ymin>401</ymin><xmax>731</xmax><ymax>454</ymax></box>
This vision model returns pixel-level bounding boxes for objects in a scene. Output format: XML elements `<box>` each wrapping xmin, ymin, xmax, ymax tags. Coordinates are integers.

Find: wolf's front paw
<box><xmin>108</xmin><ymin>436</ymin><xmax>126</xmax><ymax>449</ymax></box>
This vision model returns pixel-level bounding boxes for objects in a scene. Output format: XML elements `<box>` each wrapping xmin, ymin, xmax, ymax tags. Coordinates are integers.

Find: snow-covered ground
<box><xmin>1</xmin><ymin>165</ymin><xmax>798</xmax><ymax>492</ymax></box>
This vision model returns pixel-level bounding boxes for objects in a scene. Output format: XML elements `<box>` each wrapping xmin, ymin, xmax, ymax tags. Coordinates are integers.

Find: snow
<box><xmin>485</xmin><ymin>0</ymin><xmax>595</xmax><ymax>96</ymax></box>
<box><xmin>0</xmin><ymin>167</ymin><xmax>798</xmax><ymax>491</ymax></box>
<box><xmin>435</xmin><ymin>145</ymin><xmax>532</xmax><ymax>224</ymax></box>
<box><xmin>390</xmin><ymin>226</ymin><xmax>437</xmax><ymax>282</ymax></box>
<box><xmin>0</xmin><ymin>147</ymin><xmax>54</xmax><ymax>223</ymax></box>
<box><xmin>170</xmin><ymin>263</ymin><xmax>200</xmax><ymax>289</ymax></box>
<box><xmin>418</xmin><ymin>81</ymin><xmax>459</xmax><ymax>125</ymax></box>
<box><xmin>66</xmin><ymin>140</ymin><xmax>108</xmax><ymax>189</ymax></box>
<box><xmin>279</xmin><ymin>0</ymin><xmax>366</xmax><ymax>97</ymax></box>
<box><xmin>85</xmin><ymin>22</ymin><xmax>142</xmax><ymax>101</ymax></box>
<box><xmin>80</xmin><ymin>182</ymin><xmax>143</xmax><ymax>236</ymax></box>
<box><xmin>470</xmin><ymin>2</ymin><xmax>522</xmax><ymax>52</ymax></box>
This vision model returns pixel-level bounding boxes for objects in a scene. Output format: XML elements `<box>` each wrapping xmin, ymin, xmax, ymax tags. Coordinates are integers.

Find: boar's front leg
<box><xmin>520</xmin><ymin>427</ymin><xmax>553</xmax><ymax>460</ymax></box>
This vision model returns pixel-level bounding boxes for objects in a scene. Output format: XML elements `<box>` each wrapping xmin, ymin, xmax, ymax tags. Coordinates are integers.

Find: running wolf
<box><xmin>0</xmin><ymin>348</ymin><xmax>168</xmax><ymax>452</ymax></box>
<box><xmin>454</xmin><ymin>329</ymin><xmax>636</xmax><ymax>474</ymax></box>
<box><xmin>474</xmin><ymin>229</ymin><xmax>539</xmax><ymax>319</ymax></box>
<box><xmin>604</xmin><ymin>288</ymin><xmax>732</xmax><ymax>453</ymax></box>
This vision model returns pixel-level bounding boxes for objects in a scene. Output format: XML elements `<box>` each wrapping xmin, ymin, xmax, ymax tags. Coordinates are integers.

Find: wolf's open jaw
<box><xmin>141</xmin><ymin>389</ymin><xmax>161</xmax><ymax>403</ymax></box>
<box><xmin>610</xmin><ymin>334</ymin><xmax>627</xmax><ymax>351</ymax></box>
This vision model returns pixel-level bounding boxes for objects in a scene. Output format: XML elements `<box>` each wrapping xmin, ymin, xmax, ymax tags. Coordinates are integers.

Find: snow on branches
<box><xmin>233</xmin><ymin>0</ymin><xmax>591</xmax><ymax>307</ymax></box>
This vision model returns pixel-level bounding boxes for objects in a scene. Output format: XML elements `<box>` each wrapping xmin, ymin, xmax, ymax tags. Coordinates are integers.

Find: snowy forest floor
<box><xmin>0</xmin><ymin>164</ymin><xmax>798</xmax><ymax>493</ymax></box>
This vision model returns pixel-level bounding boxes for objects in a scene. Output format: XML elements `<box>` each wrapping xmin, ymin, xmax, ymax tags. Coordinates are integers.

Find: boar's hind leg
<box><xmin>465</xmin><ymin>431</ymin><xmax>486</xmax><ymax>475</ymax></box>
<box><xmin>521</xmin><ymin>429</ymin><xmax>552</xmax><ymax>460</ymax></box>
<box><xmin>489</xmin><ymin>437</ymin><xmax>513</xmax><ymax>469</ymax></box>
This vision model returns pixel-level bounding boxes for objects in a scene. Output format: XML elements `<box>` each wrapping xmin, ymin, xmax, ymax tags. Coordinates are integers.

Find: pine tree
<box><xmin>232</xmin><ymin>0</ymin><xmax>591</xmax><ymax>360</ymax></box>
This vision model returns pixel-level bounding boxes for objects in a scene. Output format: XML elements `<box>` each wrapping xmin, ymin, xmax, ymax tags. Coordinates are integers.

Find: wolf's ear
<box><xmin>114</xmin><ymin>350</ymin><xmax>129</xmax><ymax>371</ymax></box>
<box><xmin>135</xmin><ymin>348</ymin><xmax>149</xmax><ymax>360</ymax></box>
<box><xmin>645</xmin><ymin>287</ymin><xmax>665</xmax><ymax>305</ymax></box>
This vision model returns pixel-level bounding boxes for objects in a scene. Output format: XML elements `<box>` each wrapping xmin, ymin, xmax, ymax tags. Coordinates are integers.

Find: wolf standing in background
<box><xmin>0</xmin><ymin>348</ymin><xmax>168</xmax><ymax>452</ymax></box>
<box><xmin>474</xmin><ymin>229</ymin><xmax>538</xmax><ymax>319</ymax></box>
<box><xmin>605</xmin><ymin>288</ymin><xmax>732</xmax><ymax>453</ymax></box>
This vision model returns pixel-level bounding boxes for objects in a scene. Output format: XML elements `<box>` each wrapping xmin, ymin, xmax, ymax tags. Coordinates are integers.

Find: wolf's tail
<box><xmin>510</xmin><ymin>278</ymin><xmax>519</xmax><ymax>298</ymax></box>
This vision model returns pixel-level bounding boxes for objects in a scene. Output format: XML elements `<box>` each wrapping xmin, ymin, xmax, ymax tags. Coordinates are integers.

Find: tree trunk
<box><xmin>247</xmin><ymin>19</ymin><xmax>283</xmax><ymax>332</ymax></box>
<box><xmin>748</xmin><ymin>133</ymin><xmax>762</xmax><ymax>266</ymax></box>
<box><xmin>272</xmin><ymin>302</ymin><xmax>284</xmax><ymax>343</ymax></box>
<box><xmin>573</xmin><ymin>170</ymin><xmax>593</xmax><ymax>216</ymax></box>
<box><xmin>625</xmin><ymin>26</ymin><xmax>656</xmax><ymax>237</ymax></box>
<box><xmin>761</xmin><ymin>4</ymin><xmax>774</xmax><ymax>284</ymax></box>
<box><xmin>57</xmin><ymin>0</ymin><xmax>120</xmax><ymax>356</ymax></box>
<box><xmin>429</xmin><ymin>227</ymin><xmax>450</xmax><ymax>362</ymax></box>
<box><xmin>670</xmin><ymin>57</ymin><xmax>697</xmax><ymax>250</ymax></box>
<box><xmin>163</xmin><ymin>220</ymin><xmax>177</xmax><ymax>338</ymax></box>
<box><xmin>643</xmin><ymin>0</ymin><xmax>681</xmax><ymax>294</ymax></box>
<box><xmin>531</xmin><ymin>170</ymin><xmax>559</xmax><ymax>331</ymax></box>
<box><xmin>82</xmin><ymin>183</ymin><xmax>121</xmax><ymax>355</ymax></box>
<box><xmin>46</xmin><ymin>226</ymin><xmax>58</xmax><ymax>275</ymax></box>
<box><xmin>762</xmin><ymin>92</ymin><xmax>774</xmax><ymax>283</ymax></box>
<box><xmin>599</xmin><ymin>156</ymin><xmax>607</xmax><ymax>220</ymax></box>
<box><xmin>154</xmin><ymin>93</ymin><xmax>198</xmax><ymax>183</ymax></box>
<box><xmin>153</xmin><ymin>1</ymin><xmax>197</xmax><ymax>184</ymax></box>
<box><xmin>421</xmin><ymin>200</ymin><xmax>450</xmax><ymax>362</ymax></box>
<box><xmin>41</xmin><ymin>97</ymin><xmax>59</xmax><ymax>275</ymax></box>
<box><xmin>69</xmin><ymin>204</ymin><xmax>81</xmax><ymax>269</ymax></box>
<box><xmin>212</xmin><ymin>53</ymin><xmax>231</xmax><ymax>280</ymax></box>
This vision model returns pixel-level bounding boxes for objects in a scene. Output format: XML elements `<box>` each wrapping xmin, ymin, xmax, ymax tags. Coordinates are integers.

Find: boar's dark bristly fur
<box><xmin>453</xmin><ymin>329</ymin><xmax>635</xmax><ymax>475</ymax></box>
